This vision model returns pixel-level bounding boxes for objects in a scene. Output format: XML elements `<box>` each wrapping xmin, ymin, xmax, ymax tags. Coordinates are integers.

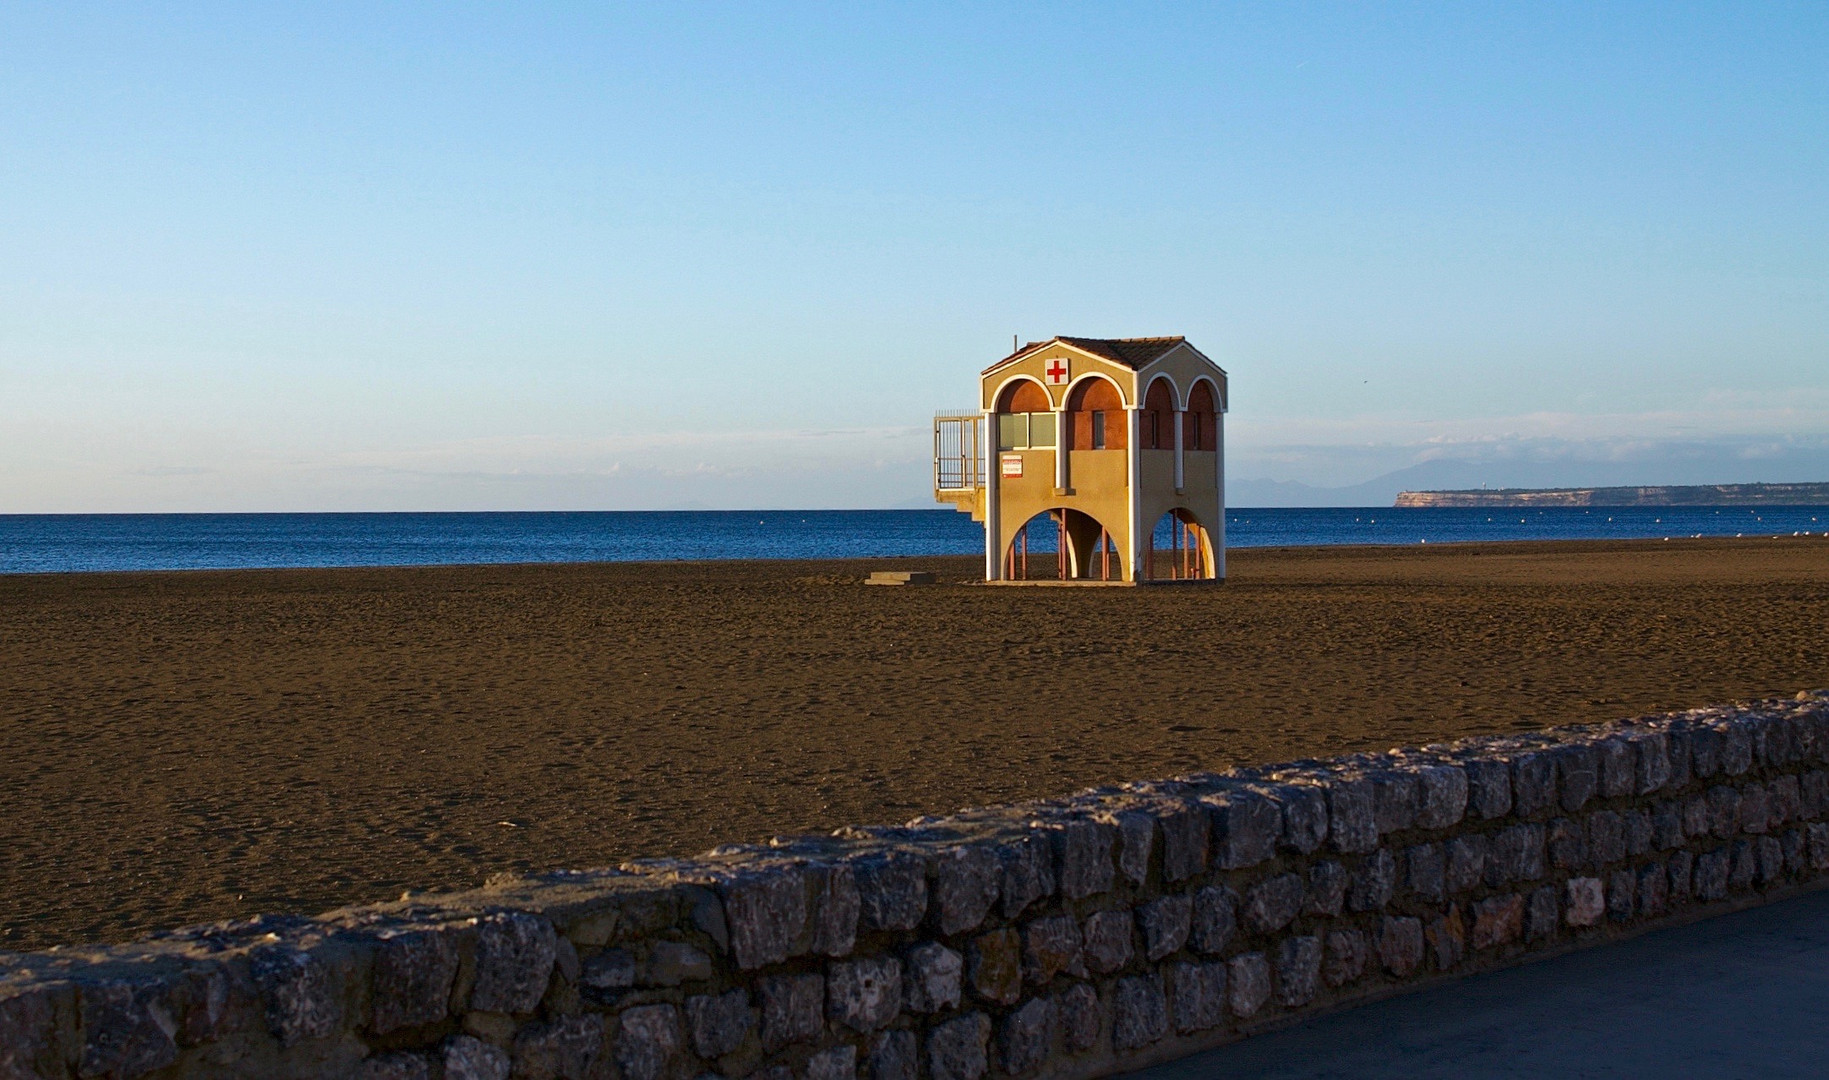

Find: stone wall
<box><xmin>6</xmin><ymin>693</ymin><xmax>1829</xmax><ymax>1080</ymax></box>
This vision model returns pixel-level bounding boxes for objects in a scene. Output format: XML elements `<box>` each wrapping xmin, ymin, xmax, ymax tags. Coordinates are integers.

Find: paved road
<box><xmin>1130</xmin><ymin>887</ymin><xmax>1829</xmax><ymax>1079</ymax></box>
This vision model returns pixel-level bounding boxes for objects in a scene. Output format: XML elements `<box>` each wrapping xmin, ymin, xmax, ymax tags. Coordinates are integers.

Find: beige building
<box><xmin>935</xmin><ymin>336</ymin><xmax>1228</xmax><ymax>583</ymax></box>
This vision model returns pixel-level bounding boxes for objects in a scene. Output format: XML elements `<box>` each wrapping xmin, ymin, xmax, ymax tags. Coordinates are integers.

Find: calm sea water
<box><xmin>1</xmin><ymin>506</ymin><xmax>1824</xmax><ymax>574</ymax></box>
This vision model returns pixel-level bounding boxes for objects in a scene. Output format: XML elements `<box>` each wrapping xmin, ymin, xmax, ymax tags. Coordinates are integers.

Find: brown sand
<box><xmin>2</xmin><ymin>537</ymin><xmax>1826</xmax><ymax>950</ymax></box>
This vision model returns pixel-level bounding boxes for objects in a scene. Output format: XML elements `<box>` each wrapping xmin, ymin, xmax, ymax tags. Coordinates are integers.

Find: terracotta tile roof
<box><xmin>984</xmin><ymin>336</ymin><xmax>1188</xmax><ymax>374</ymax></box>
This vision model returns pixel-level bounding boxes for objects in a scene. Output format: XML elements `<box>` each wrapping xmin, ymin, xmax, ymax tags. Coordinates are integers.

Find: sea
<box><xmin>0</xmin><ymin>506</ymin><xmax>1825</xmax><ymax>575</ymax></box>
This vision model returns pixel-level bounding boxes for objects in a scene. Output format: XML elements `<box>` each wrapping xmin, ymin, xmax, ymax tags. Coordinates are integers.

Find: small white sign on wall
<box><xmin>1001</xmin><ymin>454</ymin><xmax>1024</xmax><ymax>478</ymax></box>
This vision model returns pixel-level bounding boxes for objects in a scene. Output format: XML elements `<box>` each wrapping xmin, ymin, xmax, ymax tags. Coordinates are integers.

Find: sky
<box><xmin>2</xmin><ymin>2</ymin><xmax>1825</xmax><ymax>511</ymax></box>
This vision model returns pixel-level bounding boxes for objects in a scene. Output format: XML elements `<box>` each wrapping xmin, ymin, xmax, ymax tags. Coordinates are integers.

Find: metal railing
<box><xmin>933</xmin><ymin>414</ymin><xmax>984</xmax><ymax>491</ymax></box>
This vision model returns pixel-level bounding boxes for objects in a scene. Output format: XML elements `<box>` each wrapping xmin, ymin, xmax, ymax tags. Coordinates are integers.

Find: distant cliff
<box><xmin>1394</xmin><ymin>482</ymin><xmax>1829</xmax><ymax>507</ymax></box>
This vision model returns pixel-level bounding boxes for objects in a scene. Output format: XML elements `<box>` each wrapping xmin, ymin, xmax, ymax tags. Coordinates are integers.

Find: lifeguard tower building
<box><xmin>934</xmin><ymin>335</ymin><xmax>1228</xmax><ymax>583</ymax></box>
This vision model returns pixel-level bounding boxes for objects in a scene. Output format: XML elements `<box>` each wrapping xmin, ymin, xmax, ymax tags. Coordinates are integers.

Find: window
<box><xmin>1149</xmin><ymin>413</ymin><xmax>1161</xmax><ymax>449</ymax></box>
<box><xmin>1188</xmin><ymin>414</ymin><xmax>1202</xmax><ymax>449</ymax></box>
<box><xmin>1091</xmin><ymin>411</ymin><xmax>1106</xmax><ymax>449</ymax></box>
<box><xmin>997</xmin><ymin>412</ymin><xmax>1056</xmax><ymax>451</ymax></box>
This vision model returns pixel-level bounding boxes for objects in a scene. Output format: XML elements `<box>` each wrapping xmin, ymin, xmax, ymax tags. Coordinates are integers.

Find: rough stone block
<box><xmin>1554</xmin><ymin>743</ymin><xmax>1598</xmax><ymax>812</ymax></box>
<box><xmin>79</xmin><ymin>981</ymin><xmax>180</xmax><ymax>1080</ymax></box>
<box><xmin>1607</xmin><ymin>870</ymin><xmax>1636</xmax><ymax>920</ymax></box>
<box><xmin>582</xmin><ymin>948</ymin><xmax>635</xmax><ymax>991</ymax></box>
<box><xmin>1304</xmin><ymin>861</ymin><xmax>1348</xmax><ymax>916</ymax></box>
<box><xmin>1325</xmin><ymin>776</ymin><xmax>1379</xmax><ymax>854</ymax></box>
<box><xmin>999</xmin><ymin>999</ymin><xmax>1053</xmax><ymax>1077</ymax></box>
<box><xmin>1690</xmin><ymin>724</ymin><xmax>1722</xmax><ymax>778</ymax></box>
<box><xmin>1666</xmin><ymin>725</ymin><xmax>1695</xmax><ymax>788</ymax></box>
<box><xmin>1624</xmin><ymin>808</ymin><xmax>1654</xmax><ymax>858</ymax></box>
<box><xmin>446</xmin><ymin>1034</ymin><xmax>511</xmax><ymax>1080</ymax></box>
<box><xmin>1637</xmin><ymin>863</ymin><xmax>1668</xmax><ymax>917</ymax></box>
<box><xmin>1425</xmin><ymin>908</ymin><xmax>1465</xmax><ymax>971</ymax></box>
<box><xmin>855</xmin><ymin>853</ymin><xmax>928</xmax><ymax>933</ymax></box>
<box><xmin>1445</xmin><ymin>834</ymin><xmax>1487</xmax><ymax>894</ymax></box>
<box><xmin>1415</xmin><ymin>764</ymin><xmax>1470</xmax><ymax>830</ymax></box>
<box><xmin>1722</xmin><ymin>722</ymin><xmax>1754</xmax><ymax>775</ymax></box>
<box><xmin>1683</xmin><ymin>795</ymin><xmax>1712</xmax><ymax>839</ymax></box>
<box><xmin>868</xmin><ymin>1030</ymin><xmax>917</xmax><ymax>1080</ymax></box>
<box><xmin>471</xmin><ymin>912</ymin><xmax>558</xmax><ymax>1014</ymax></box>
<box><xmin>1371</xmin><ymin>770</ymin><xmax>1419</xmax><ymax>834</ymax></box>
<box><xmin>1100</xmin><ymin>809</ymin><xmax>1155</xmax><ymax>887</ymax></box>
<box><xmin>1190</xmin><ymin>885</ymin><xmax>1238</xmax><ymax>956</ymax></box>
<box><xmin>1275</xmin><ymin>936</ymin><xmax>1322</xmax><ymax>1007</ymax></box>
<box><xmin>926</xmin><ymin>1013</ymin><xmax>990</xmax><ymax>1080</ymax></box>
<box><xmin>686</xmin><ymin>989</ymin><xmax>752</xmax><ymax>1059</ymax></box>
<box><xmin>1264</xmin><ymin>783</ymin><xmax>1328</xmax><ymax>855</ymax></box>
<box><xmin>1632</xmin><ymin>731</ymin><xmax>1673</xmax><ymax>794</ymax></box>
<box><xmin>1511</xmin><ymin>751</ymin><xmax>1557</xmax><ymax>818</ymax></box>
<box><xmin>1756</xmin><ymin>835</ymin><xmax>1786</xmax><ymax>885</ymax></box>
<box><xmin>250</xmin><ymin>944</ymin><xmax>341</xmax><ymax>1047</ymax></box>
<box><xmin>1322</xmin><ymin>928</ymin><xmax>1367</xmax><ymax>987</ymax></box>
<box><xmin>996</xmin><ymin>834</ymin><xmax>1054</xmax><ymax>919</ymax></box>
<box><xmin>356</xmin><ymin>1053</ymin><xmax>431</xmax><ymax>1080</ymax></box>
<box><xmin>1802</xmin><ymin>771</ymin><xmax>1829</xmax><ymax>820</ymax></box>
<box><xmin>1695</xmin><ymin>848</ymin><xmax>1730</xmax><ymax>902</ymax></box>
<box><xmin>1729</xmin><ymin>839</ymin><xmax>1757</xmax><ymax>890</ymax></box>
<box><xmin>1484</xmin><ymin>824</ymin><xmax>1546</xmax><ymax>886</ymax></box>
<box><xmin>1050</xmin><ymin>818</ymin><xmax>1117</xmax><ymax>900</ymax></box>
<box><xmin>1244</xmin><ymin>873</ymin><xmax>1305</xmax><ymax>934</ymax></box>
<box><xmin>1739</xmin><ymin>784</ymin><xmax>1772</xmax><ymax>836</ymax></box>
<box><xmin>1022</xmin><ymin>915</ymin><xmax>1086</xmax><ymax>983</ymax></box>
<box><xmin>758</xmin><ymin>974</ymin><xmax>823</xmax><ymax>1051</ymax></box>
<box><xmin>1082</xmin><ymin>911</ymin><xmax>1134</xmax><ymax>974</ymax></box>
<box><xmin>1809</xmin><ymin>823</ymin><xmax>1829</xmax><ymax>871</ymax></box>
<box><xmin>1137</xmin><ymin>894</ymin><xmax>1193</xmax><ymax>962</ymax></box>
<box><xmin>810</xmin><ymin>862</ymin><xmax>861</xmax><ymax>958</ymax></box>
<box><xmin>643</xmin><ymin>941</ymin><xmax>713</xmax><ymax>987</ymax></box>
<box><xmin>1770</xmin><ymin>775</ymin><xmax>1803</xmax><ymax>828</ymax></box>
<box><xmin>1113</xmin><ymin>974</ymin><xmax>1169</xmax><ymax>1051</ymax></box>
<box><xmin>718</xmin><ymin>867</ymin><xmax>810</xmax><ymax>971</ymax></box>
<box><xmin>372</xmin><ymin>928</ymin><xmax>459</xmax><ymax>1035</ymax></box>
<box><xmin>1463</xmin><ymin>758</ymin><xmax>1513</xmax><ymax>820</ymax></box>
<box><xmin>1470</xmin><ymin>895</ymin><xmax>1523</xmax><ymax>950</ymax></box>
<box><xmin>807</xmin><ymin>1045</ymin><xmax>858</xmax><ymax>1080</ymax></box>
<box><xmin>1668</xmin><ymin>850</ymin><xmax>1695</xmax><ymax>902</ymax></box>
<box><xmin>1168</xmin><ymin>961</ymin><xmax>1227</xmax><ymax>1033</ymax></box>
<box><xmin>1407</xmin><ymin>843</ymin><xmax>1445</xmax><ymax>903</ymax></box>
<box><xmin>1206</xmin><ymin>790</ymin><xmax>1283</xmax><ymax>868</ymax></box>
<box><xmin>1525</xmin><ymin>885</ymin><xmax>1559</xmax><ymax>942</ymax></box>
<box><xmin>1547</xmin><ymin>817</ymin><xmax>1586</xmax><ymax>870</ymax></box>
<box><xmin>1158</xmin><ymin>799</ymin><xmax>1212</xmax><ymax>880</ymax></box>
<box><xmin>1377</xmin><ymin>917</ymin><xmax>1423</xmax><ymax>977</ymax></box>
<box><xmin>511</xmin><ymin>1015</ymin><xmax>603</xmax><ymax>1080</ymax></box>
<box><xmin>1783</xmin><ymin>828</ymin><xmax>1809</xmax><ymax>875</ymax></box>
<box><xmin>968</xmin><ymin>929</ymin><xmax>1022</xmax><ymax>1005</ymax></box>
<box><xmin>1587</xmin><ymin>811</ymin><xmax>1626</xmax><ymax>866</ymax></box>
<box><xmin>1347</xmin><ymin>848</ymin><xmax>1397</xmax><ymax>912</ymax></box>
<box><xmin>1225</xmin><ymin>953</ymin><xmax>1271</xmax><ymax>1019</ymax></box>
<box><xmin>613</xmin><ymin>1005</ymin><xmax>680</xmax><ymax>1080</ymax></box>
<box><xmin>1598</xmin><ymin>735</ymin><xmax>1636</xmax><ymax>799</ymax></box>
<box><xmin>936</xmin><ymin>846</ymin><xmax>1001</xmax><ymax>937</ymax></box>
<box><xmin>1055</xmin><ymin>983</ymin><xmax>1102</xmax><ymax>1053</ymax></box>
<box><xmin>830</xmin><ymin>956</ymin><xmax>903</xmax><ymax>1034</ymax></box>
<box><xmin>904</xmin><ymin>943</ymin><xmax>963</xmax><ymax>1013</ymax></box>
<box><xmin>1565</xmin><ymin>877</ymin><xmax>1605</xmax><ymax>927</ymax></box>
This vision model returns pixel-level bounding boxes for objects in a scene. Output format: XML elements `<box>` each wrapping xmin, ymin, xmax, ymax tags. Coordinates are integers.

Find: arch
<box><xmin>1142</xmin><ymin>376</ymin><xmax>1177</xmax><ymax>451</ymax></box>
<box><xmin>1002</xmin><ymin>507</ymin><xmax>1124</xmax><ymax>581</ymax></box>
<box><xmin>1065</xmin><ymin>374</ymin><xmax>1126</xmax><ymax>451</ymax></box>
<box><xmin>1143</xmin><ymin>507</ymin><xmax>1217</xmax><ymax>581</ymax></box>
<box><xmin>1186</xmin><ymin>374</ymin><xmax>1224</xmax><ymax>414</ymax></box>
<box><xmin>993</xmin><ymin>376</ymin><xmax>1052</xmax><ymax>413</ymax></box>
<box><xmin>1184</xmin><ymin>380</ymin><xmax>1218</xmax><ymax>452</ymax></box>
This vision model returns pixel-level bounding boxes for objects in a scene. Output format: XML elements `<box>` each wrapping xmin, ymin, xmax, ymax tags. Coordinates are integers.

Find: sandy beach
<box><xmin>2</xmin><ymin>536</ymin><xmax>1826</xmax><ymax>950</ymax></box>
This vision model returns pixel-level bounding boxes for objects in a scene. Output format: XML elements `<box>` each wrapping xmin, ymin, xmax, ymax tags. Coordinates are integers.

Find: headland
<box><xmin>1394</xmin><ymin>482</ymin><xmax>1829</xmax><ymax>507</ymax></box>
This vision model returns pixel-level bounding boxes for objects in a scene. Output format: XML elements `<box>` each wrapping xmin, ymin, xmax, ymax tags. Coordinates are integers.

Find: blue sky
<box><xmin>3</xmin><ymin>2</ymin><xmax>1825</xmax><ymax>510</ymax></box>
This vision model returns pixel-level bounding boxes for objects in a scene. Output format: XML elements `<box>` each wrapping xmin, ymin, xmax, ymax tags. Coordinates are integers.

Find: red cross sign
<box><xmin>1045</xmin><ymin>358</ymin><xmax>1070</xmax><ymax>385</ymax></box>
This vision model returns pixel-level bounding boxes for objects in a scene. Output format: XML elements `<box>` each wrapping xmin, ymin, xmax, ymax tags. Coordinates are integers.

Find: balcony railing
<box><xmin>933</xmin><ymin>413</ymin><xmax>983</xmax><ymax>491</ymax></box>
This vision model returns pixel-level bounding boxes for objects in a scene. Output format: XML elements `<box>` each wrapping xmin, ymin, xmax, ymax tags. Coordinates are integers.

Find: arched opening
<box><xmin>1184</xmin><ymin>381</ymin><xmax>1218</xmax><ymax>452</ymax></box>
<box><xmin>1142</xmin><ymin>379</ymin><xmax>1176</xmax><ymax>451</ymax></box>
<box><xmin>1003</xmin><ymin>508</ymin><xmax>1121</xmax><ymax>581</ymax></box>
<box><xmin>1144</xmin><ymin>508</ymin><xmax>1214</xmax><ymax>581</ymax></box>
<box><xmin>1065</xmin><ymin>377</ymin><xmax>1125</xmax><ymax>450</ymax></box>
<box><xmin>995</xmin><ymin>379</ymin><xmax>1056</xmax><ymax>451</ymax></box>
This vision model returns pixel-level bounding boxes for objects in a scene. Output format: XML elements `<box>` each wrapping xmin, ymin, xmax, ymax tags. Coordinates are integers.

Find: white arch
<box><xmin>1142</xmin><ymin>372</ymin><xmax>1183</xmax><ymax>410</ymax></box>
<box><xmin>989</xmin><ymin>373</ymin><xmax>1054</xmax><ymax>412</ymax></box>
<box><xmin>1061</xmin><ymin>370</ymin><xmax>1130</xmax><ymax>409</ymax></box>
<box><xmin>1185</xmin><ymin>374</ymin><xmax>1225</xmax><ymax>414</ymax></box>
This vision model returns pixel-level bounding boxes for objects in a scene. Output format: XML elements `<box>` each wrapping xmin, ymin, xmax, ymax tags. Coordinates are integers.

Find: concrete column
<box><xmin>1172</xmin><ymin>409</ymin><xmax>1185</xmax><ymax>491</ymax></box>
<box><xmin>984</xmin><ymin>409</ymin><xmax>1001</xmax><ymax>581</ymax></box>
<box><xmin>1214</xmin><ymin>408</ymin><xmax>1226</xmax><ymax>580</ymax></box>
<box><xmin>1127</xmin><ymin>408</ymin><xmax>1143</xmax><ymax>581</ymax></box>
<box><xmin>1055</xmin><ymin>406</ymin><xmax>1069</xmax><ymax>491</ymax></box>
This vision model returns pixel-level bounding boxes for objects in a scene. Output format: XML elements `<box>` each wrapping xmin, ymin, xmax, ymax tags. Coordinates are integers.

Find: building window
<box><xmin>1091</xmin><ymin>411</ymin><xmax>1106</xmax><ymax>449</ymax></box>
<box><xmin>997</xmin><ymin>412</ymin><xmax>1056</xmax><ymax>451</ymax></box>
<box><xmin>1149</xmin><ymin>413</ymin><xmax>1161</xmax><ymax>449</ymax></box>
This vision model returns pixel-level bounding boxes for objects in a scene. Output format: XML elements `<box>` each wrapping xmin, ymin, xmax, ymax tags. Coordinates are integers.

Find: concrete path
<box><xmin>1130</xmin><ymin>887</ymin><xmax>1829</xmax><ymax>1079</ymax></box>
